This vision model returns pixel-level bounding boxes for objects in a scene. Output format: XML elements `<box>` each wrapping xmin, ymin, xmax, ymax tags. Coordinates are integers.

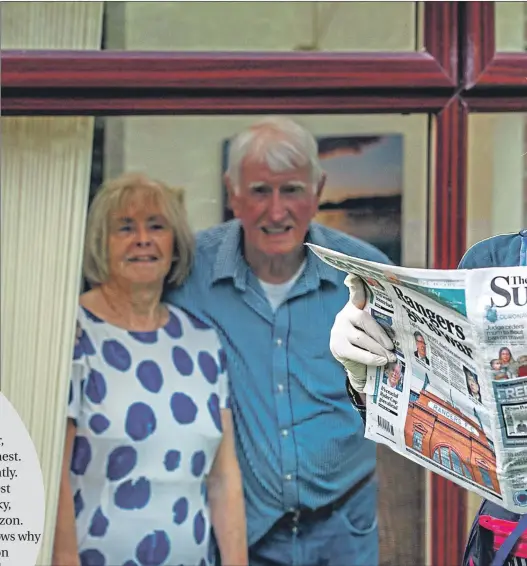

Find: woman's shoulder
<box><xmin>164</xmin><ymin>303</ymin><xmax>215</xmax><ymax>333</ymax></box>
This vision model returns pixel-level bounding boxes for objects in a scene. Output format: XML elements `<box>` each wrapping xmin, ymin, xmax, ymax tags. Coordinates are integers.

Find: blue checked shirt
<box><xmin>458</xmin><ymin>230</ymin><xmax>527</xmax><ymax>269</ymax></box>
<box><xmin>166</xmin><ymin>220</ymin><xmax>391</xmax><ymax>545</ymax></box>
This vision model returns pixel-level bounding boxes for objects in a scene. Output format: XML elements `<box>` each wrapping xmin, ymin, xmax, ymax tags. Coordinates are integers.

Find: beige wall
<box><xmin>105</xmin><ymin>1</ymin><xmax>418</xmax><ymax>52</ymax></box>
<box><xmin>466</xmin><ymin>114</ymin><xmax>526</xmax><ymax>248</ymax></box>
<box><xmin>495</xmin><ymin>1</ymin><xmax>526</xmax><ymax>52</ymax></box>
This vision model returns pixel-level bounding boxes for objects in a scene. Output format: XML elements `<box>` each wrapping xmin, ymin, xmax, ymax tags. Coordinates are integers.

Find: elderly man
<box><xmin>329</xmin><ymin>229</ymin><xmax>527</xmax><ymax>566</ymax></box>
<box><xmin>167</xmin><ymin>117</ymin><xmax>391</xmax><ymax>565</ymax></box>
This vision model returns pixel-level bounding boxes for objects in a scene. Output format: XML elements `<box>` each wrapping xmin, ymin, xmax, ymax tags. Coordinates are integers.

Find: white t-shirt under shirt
<box><xmin>257</xmin><ymin>260</ymin><xmax>306</xmax><ymax>312</ymax></box>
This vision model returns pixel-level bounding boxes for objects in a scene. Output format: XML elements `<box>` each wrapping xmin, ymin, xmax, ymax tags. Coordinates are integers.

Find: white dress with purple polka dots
<box><xmin>68</xmin><ymin>304</ymin><xmax>229</xmax><ymax>566</ymax></box>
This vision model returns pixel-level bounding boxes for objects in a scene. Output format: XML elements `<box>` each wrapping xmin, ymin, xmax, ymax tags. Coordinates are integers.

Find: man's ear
<box><xmin>315</xmin><ymin>172</ymin><xmax>327</xmax><ymax>200</ymax></box>
<box><xmin>224</xmin><ymin>172</ymin><xmax>239</xmax><ymax>214</ymax></box>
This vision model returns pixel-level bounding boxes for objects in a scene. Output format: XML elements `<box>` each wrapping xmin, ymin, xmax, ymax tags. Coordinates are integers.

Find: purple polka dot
<box><xmin>191</xmin><ymin>451</ymin><xmax>206</xmax><ymax>477</ymax></box>
<box><xmin>74</xmin><ymin>329</ymin><xmax>96</xmax><ymax>359</ymax></box>
<box><xmin>74</xmin><ymin>489</ymin><xmax>84</xmax><ymax>518</ymax></box>
<box><xmin>136</xmin><ymin>361</ymin><xmax>163</xmax><ymax>393</ymax></box>
<box><xmin>208</xmin><ymin>393</ymin><xmax>222</xmax><ymax>432</ymax></box>
<box><xmin>80</xmin><ymin>548</ymin><xmax>106</xmax><ymax>566</ymax></box>
<box><xmin>107</xmin><ymin>446</ymin><xmax>137</xmax><ymax>481</ymax></box>
<box><xmin>85</xmin><ymin>369</ymin><xmax>107</xmax><ymax>404</ymax></box>
<box><xmin>170</xmin><ymin>392</ymin><xmax>198</xmax><ymax>424</ymax></box>
<box><xmin>89</xmin><ymin>414</ymin><xmax>110</xmax><ymax>434</ymax></box>
<box><xmin>172</xmin><ymin>497</ymin><xmax>188</xmax><ymax>524</ymax></box>
<box><xmin>198</xmin><ymin>351</ymin><xmax>218</xmax><ymax>384</ymax></box>
<box><xmin>71</xmin><ymin>436</ymin><xmax>92</xmax><ymax>475</ymax></box>
<box><xmin>194</xmin><ymin>510</ymin><xmax>206</xmax><ymax>544</ymax></box>
<box><xmin>135</xmin><ymin>530</ymin><xmax>170</xmax><ymax>566</ymax></box>
<box><xmin>164</xmin><ymin>450</ymin><xmax>181</xmax><ymax>471</ymax></box>
<box><xmin>200</xmin><ymin>558</ymin><xmax>207</xmax><ymax>566</ymax></box>
<box><xmin>219</xmin><ymin>348</ymin><xmax>227</xmax><ymax>373</ymax></box>
<box><xmin>128</xmin><ymin>330</ymin><xmax>158</xmax><ymax>344</ymax></box>
<box><xmin>123</xmin><ymin>561</ymin><xmax>138</xmax><ymax>566</ymax></box>
<box><xmin>102</xmin><ymin>339</ymin><xmax>131</xmax><ymax>371</ymax></box>
<box><xmin>82</xmin><ymin>307</ymin><xmax>103</xmax><ymax>323</ymax></box>
<box><xmin>187</xmin><ymin>312</ymin><xmax>211</xmax><ymax>330</ymax></box>
<box><xmin>89</xmin><ymin>506</ymin><xmax>109</xmax><ymax>537</ymax></box>
<box><xmin>125</xmin><ymin>402</ymin><xmax>157</xmax><ymax>441</ymax></box>
<box><xmin>114</xmin><ymin>477</ymin><xmax>150</xmax><ymax>510</ymax></box>
<box><xmin>164</xmin><ymin>311</ymin><xmax>183</xmax><ymax>338</ymax></box>
<box><xmin>172</xmin><ymin>346</ymin><xmax>194</xmax><ymax>376</ymax></box>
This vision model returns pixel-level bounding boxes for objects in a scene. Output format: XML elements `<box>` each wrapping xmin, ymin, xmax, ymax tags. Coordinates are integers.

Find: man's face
<box><xmin>416</xmin><ymin>336</ymin><xmax>427</xmax><ymax>358</ymax></box>
<box><xmin>388</xmin><ymin>365</ymin><xmax>401</xmax><ymax>388</ymax></box>
<box><xmin>226</xmin><ymin>157</ymin><xmax>323</xmax><ymax>258</ymax></box>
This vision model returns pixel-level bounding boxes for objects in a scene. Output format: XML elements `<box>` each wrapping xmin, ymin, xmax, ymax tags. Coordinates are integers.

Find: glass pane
<box><xmin>495</xmin><ymin>1</ymin><xmax>527</xmax><ymax>52</ymax></box>
<box><xmin>89</xmin><ymin>113</ymin><xmax>430</xmax><ymax>565</ymax></box>
<box><xmin>104</xmin><ymin>1</ymin><xmax>420</xmax><ymax>52</ymax></box>
<box><xmin>466</xmin><ymin>113</ymin><xmax>527</xmax><ymax>248</ymax></box>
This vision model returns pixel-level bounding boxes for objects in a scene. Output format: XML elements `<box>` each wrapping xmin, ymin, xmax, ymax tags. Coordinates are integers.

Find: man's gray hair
<box><xmin>226</xmin><ymin>116</ymin><xmax>323</xmax><ymax>193</ymax></box>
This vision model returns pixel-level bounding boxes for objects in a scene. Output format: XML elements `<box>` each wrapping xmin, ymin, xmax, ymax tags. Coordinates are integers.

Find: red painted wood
<box><xmin>464</xmin><ymin>2</ymin><xmax>527</xmax><ymax>89</ymax></box>
<box><xmin>425</xmin><ymin>0</ymin><xmax>458</xmax><ymax>82</ymax></box>
<box><xmin>464</xmin><ymin>96</ymin><xmax>527</xmax><ymax>112</ymax></box>
<box><xmin>1</xmin><ymin>50</ymin><xmax>454</xmax><ymax>90</ymax></box>
<box><xmin>0</xmin><ymin>94</ymin><xmax>452</xmax><ymax>116</ymax></box>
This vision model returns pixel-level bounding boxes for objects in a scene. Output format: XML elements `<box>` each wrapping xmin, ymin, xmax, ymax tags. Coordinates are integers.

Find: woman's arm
<box><xmin>52</xmin><ymin>419</ymin><xmax>80</xmax><ymax>566</ymax></box>
<box><xmin>207</xmin><ymin>409</ymin><xmax>248</xmax><ymax>566</ymax></box>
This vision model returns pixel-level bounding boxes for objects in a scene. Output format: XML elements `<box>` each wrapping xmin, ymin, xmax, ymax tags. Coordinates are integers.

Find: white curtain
<box><xmin>1</xmin><ymin>3</ymin><xmax>104</xmax><ymax>564</ymax></box>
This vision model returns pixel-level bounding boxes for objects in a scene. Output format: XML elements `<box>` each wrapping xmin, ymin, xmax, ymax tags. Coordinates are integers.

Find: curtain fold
<box><xmin>1</xmin><ymin>3</ymin><xmax>104</xmax><ymax>564</ymax></box>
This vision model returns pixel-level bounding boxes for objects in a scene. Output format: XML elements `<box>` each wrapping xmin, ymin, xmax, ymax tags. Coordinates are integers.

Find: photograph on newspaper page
<box><xmin>307</xmin><ymin>243</ymin><xmax>527</xmax><ymax>513</ymax></box>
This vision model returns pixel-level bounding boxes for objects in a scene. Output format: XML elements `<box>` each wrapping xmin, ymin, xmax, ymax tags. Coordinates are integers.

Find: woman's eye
<box><xmin>150</xmin><ymin>223</ymin><xmax>166</xmax><ymax>230</ymax></box>
<box><xmin>118</xmin><ymin>225</ymin><xmax>132</xmax><ymax>232</ymax></box>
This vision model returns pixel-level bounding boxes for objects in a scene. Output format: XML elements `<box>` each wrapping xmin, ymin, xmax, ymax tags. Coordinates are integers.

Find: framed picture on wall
<box><xmin>222</xmin><ymin>134</ymin><xmax>403</xmax><ymax>264</ymax></box>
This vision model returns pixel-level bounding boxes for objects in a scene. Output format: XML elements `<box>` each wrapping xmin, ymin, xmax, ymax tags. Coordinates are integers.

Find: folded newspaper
<box><xmin>308</xmin><ymin>243</ymin><xmax>527</xmax><ymax>514</ymax></box>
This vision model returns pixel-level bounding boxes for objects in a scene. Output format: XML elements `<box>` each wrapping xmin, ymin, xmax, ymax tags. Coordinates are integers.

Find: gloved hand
<box><xmin>330</xmin><ymin>274</ymin><xmax>397</xmax><ymax>392</ymax></box>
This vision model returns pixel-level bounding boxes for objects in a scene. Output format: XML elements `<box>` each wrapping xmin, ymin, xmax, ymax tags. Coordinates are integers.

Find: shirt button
<box><xmin>284</xmin><ymin>474</ymin><xmax>292</xmax><ymax>481</ymax></box>
<box><xmin>281</xmin><ymin>429</ymin><xmax>288</xmax><ymax>437</ymax></box>
<box><xmin>276</xmin><ymin>338</ymin><xmax>283</xmax><ymax>346</ymax></box>
<box><xmin>292</xmin><ymin>526</ymin><xmax>298</xmax><ymax>534</ymax></box>
<box><xmin>277</xmin><ymin>384</ymin><xmax>284</xmax><ymax>393</ymax></box>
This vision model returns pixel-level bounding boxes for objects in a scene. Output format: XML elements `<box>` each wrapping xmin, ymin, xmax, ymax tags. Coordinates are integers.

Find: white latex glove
<box><xmin>330</xmin><ymin>274</ymin><xmax>397</xmax><ymax>392</ymax></box>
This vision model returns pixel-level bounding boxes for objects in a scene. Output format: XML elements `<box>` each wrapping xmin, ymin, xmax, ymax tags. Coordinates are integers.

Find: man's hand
<box><xmin>330</xmin><ymin>275</ymin><xmax>396</xmax><ymax>392</ymax></box>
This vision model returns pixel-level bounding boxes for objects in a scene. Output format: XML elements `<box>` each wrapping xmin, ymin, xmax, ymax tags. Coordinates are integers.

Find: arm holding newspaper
<box><xmin>330</xmin><ymin>273</ymin><xmax>396</xmax><ymax>398</ymax></box>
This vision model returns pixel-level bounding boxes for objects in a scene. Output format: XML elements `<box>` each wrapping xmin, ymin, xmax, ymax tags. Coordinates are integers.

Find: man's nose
<box><xmin>268</xmin><ymin>191</ymin><xmax>288</xmax><ymax>222</ymax></box>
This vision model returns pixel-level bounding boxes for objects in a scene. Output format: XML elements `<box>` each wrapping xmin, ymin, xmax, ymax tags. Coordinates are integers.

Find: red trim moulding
<box><xmin>1</xmin><ymin>50</ymin><xmax>455</xmax><ymax>90</ymax></box>
<box><xmin>464</xmin><ymin>1</ymin><xmax>527</xmax><ymax>89</ymax></box>
<box><xmin>0</xmin><ymin>94</ymin><xmax>452</xmax><ymax>116</ymax></box>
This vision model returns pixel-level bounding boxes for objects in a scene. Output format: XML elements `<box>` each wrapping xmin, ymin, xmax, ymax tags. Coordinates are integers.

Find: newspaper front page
<box><xmin>307</xmin><ymin>243</ymin><xmax>527</xmax><ymax>514</ymax></box>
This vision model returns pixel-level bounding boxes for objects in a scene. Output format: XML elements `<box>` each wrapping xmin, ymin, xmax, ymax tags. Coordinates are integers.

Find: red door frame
<box><xmin>2</xmin><ymin>3</ymin><xmax>527</xmax><ymax>564</ymax></box>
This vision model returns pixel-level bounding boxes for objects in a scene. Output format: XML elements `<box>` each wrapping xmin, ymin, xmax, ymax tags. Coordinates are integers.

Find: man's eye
<box><xmin>283</xmin><ymin>185</ymin><xmax>304</xmax><ymax>194</ymax></box>
<box><xmin>252</xmin><ymin>186</ymin><xmax>269</xmax><ymax>195</ymax></box>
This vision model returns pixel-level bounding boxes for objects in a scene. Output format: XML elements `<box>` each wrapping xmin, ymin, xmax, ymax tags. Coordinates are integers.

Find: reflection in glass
<box><xmin>495</xmin><ymin>1</ymin><xmax>527</xmax><ymax>52</ymax></box>
<box><xmin>104</xmin><ymin>1</ymin><xmax>419</xmax><ymax>52</ymax></box>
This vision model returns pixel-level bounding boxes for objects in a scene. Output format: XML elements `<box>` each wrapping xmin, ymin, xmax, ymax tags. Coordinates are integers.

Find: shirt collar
<box><xmin>211</xmin><ymin>220</ymin><xmax>340</xmax><ymax>289</ymax></box>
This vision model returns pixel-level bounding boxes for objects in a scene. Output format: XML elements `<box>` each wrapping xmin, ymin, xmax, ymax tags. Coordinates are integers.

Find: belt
<box><xmin>276</xmin><ymin>471</ymin><xmax>375</xmax><ymax>529</ymax></box>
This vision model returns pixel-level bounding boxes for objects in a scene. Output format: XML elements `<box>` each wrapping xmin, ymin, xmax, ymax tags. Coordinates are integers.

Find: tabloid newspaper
<box><xmin>308</xmin><ymin>243</ymin><xmax>527</xmax><ymax>514</ymax></box>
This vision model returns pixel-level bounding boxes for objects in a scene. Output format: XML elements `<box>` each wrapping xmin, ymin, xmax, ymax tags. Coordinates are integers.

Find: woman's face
<box><xmin>107</xmin><ymin>195</ymin><xmax>174</xmax><ymax>287</ymax></box>
<box><xmin>500</xmin><ymin>349</ymin><xmax>511</xmax><ymax>363</ymax></box>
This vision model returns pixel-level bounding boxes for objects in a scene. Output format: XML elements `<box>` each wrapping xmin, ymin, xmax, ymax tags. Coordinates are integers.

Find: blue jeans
<box><xmin>215</xmin><ymin>477</ymin><xmax>378</xmax><ymax>566</ymax></box>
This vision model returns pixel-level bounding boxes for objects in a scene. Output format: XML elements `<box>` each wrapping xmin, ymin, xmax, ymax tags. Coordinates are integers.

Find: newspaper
<box><xmin>307</xmin><ymin>243</ymin><xmax>527</xmax><ymax>513</ymax></box>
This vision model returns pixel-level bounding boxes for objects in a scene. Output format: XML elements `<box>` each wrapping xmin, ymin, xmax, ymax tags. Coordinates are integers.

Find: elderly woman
<box><xmin>52</xmin><ymin>173</ymin><xmax>248</xmax><ymax>566</ymax></box>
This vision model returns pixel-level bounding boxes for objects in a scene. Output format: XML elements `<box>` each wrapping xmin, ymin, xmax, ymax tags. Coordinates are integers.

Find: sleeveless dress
<box><xmin>67</xmin><ymin>303</ymin><xmax>229</xmax><ymax>566</ymax></box>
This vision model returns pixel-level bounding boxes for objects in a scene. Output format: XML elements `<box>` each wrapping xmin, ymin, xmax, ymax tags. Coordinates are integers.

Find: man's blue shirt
<box><xmin>166</xmin><ymin>219</ymin><xmax>391</xmax><ymax>544</ymax></box>
<box><xmin>458</xmin><ymin>230</ymin><xmax>526</xmax><ymax>269</ymax></box>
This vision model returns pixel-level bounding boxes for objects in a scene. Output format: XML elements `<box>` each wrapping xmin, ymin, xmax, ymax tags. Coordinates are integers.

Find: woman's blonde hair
<box><xmin>83</xmin><ymin>172</ymin><xmax>194</xmax><ymax>288</ymax></box>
